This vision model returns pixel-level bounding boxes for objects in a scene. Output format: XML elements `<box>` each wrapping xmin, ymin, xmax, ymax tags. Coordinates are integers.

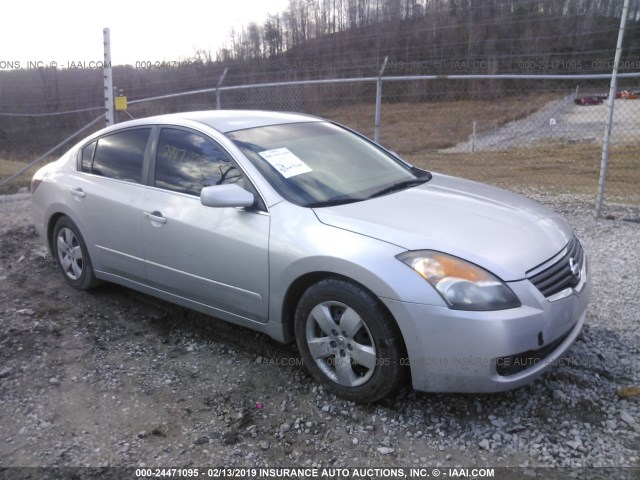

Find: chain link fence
<box><xmin>2</xmin><ymin>75</ymin><xmax>639</xmax><ymax>212</ymax></box>
<box><xmin>375</xmin><ymin>78</ymin><xmax>640</xmax><ymax>208</ymax></box>
<box><xmin>0</xmin><ymin>109</ymin><xmax>103</xmax><ymax>156</ymax></box>
<box><xmin>0</xmin><ymin>108</ymin><xmax>106</xmax><ymax>191</ymax></box>
<box><xmin>124</xmin><ymin>76</ymin><xmax>640</xmax><ymax>208</ymax></box>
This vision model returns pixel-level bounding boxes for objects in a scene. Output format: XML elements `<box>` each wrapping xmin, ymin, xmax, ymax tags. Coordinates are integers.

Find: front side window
<box><xmin>154</xmin><ymin>128</ymin><xmax>242</xmax><ymax>196</ymax></box>
<box><xmin>91</xmin><ymin>128</ymin><xmax>150</xmax><ymax>183</ymax></box>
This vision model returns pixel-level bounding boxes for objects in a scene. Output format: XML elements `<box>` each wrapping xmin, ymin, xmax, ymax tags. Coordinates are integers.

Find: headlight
<box><xmin>396</xmin><ymin>251</ymin><xmax>520</xmax><ymax>311</ymax></box>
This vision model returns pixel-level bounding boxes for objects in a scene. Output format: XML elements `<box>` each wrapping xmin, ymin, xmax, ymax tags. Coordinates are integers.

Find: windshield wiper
<box><xmin>307</xmin><ymin>196</ymin><xmax>364</xmax><ymax>208</ymax></box>
<box><xmin>368</xmin><ymin>178</ymin><xmax>428</xmax><ymax>199</ymax></box>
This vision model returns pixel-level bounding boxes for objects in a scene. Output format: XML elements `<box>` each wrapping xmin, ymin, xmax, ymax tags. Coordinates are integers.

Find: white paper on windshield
<box><xmin>258</xmin><ymin>148</ymin><xmax>312</xmax><ymax>178</ymax></box>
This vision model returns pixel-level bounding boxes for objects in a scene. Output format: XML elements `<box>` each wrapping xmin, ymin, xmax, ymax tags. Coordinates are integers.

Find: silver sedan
<box><xmin>31</xmin><ymin>110</ymin><xmax>590</xmax><ymax>402</ymax></box>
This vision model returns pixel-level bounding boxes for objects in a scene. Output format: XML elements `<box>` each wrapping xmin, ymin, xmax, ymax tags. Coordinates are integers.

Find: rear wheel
<box><xmin>295</xmin><ymin>278</ymin><xmax>407</xmax><ymax>402</ymax></box>
<box><xmin>52</xmin><ymin>217</ymin><xmax>99</xmax><ymax>290</ymax></box>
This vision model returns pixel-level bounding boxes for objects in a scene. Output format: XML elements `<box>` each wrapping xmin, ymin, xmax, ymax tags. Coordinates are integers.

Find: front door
<box><xmin>141</xmin><ymin>127</ymin><xmax>270</xmax><ymax>322</ymax></box>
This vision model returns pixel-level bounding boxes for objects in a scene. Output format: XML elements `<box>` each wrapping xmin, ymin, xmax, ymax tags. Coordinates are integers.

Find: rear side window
<box><xmin>91</xmin><ymin>128</ymin><xmax>151</xmax><ymax>183</ymax></box>
<box><xmin>154</xmin><ymin>128</ymin><xmax>240</xmax><ymax>196</ymax></box>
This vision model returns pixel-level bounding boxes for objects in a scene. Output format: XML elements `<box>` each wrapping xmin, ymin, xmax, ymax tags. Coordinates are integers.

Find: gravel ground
<box><xmin>0</xmin><ymin>192</ymin><xmax>638</xmax><ymax>479</ymax></box>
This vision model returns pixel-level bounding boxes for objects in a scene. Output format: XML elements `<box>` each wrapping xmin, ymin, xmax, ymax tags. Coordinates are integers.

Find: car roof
<box><xmin>122</xmin><ymin>110</ymin><xmax>323</xmax><ymax>133</ymax></box>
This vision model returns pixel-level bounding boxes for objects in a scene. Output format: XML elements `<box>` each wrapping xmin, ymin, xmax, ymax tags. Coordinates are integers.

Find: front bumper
<box><xmin>382</xmin><ymin>273</ymin><xmax>591</xmax><ymax>393</ymax></box>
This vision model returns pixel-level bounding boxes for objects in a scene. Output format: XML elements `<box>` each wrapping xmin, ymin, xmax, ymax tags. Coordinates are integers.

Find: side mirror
<box><xmin>200</xmin><ymin>184</ymin><xmax>255</xmax><ymax>208</ymax></box>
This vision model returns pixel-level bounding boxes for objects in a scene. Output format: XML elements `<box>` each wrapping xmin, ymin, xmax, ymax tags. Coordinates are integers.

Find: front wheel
<box><xmin>294</xmin><ymin>278</ymin><xmax>407</xmax><ymax>402</ymax></box>
<box><xmin>52</xmin><ymin>216</ymin><xmax>99</xmax><ymax>290</ymax></box>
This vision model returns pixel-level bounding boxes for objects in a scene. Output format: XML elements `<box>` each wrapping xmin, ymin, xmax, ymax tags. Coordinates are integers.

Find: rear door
<box><xmin>71</xmin><ymin>128</ymin><xmax>151</xmax><ymax>282</ymax></box>
<box><xmin>141</xmin><ymin>127</ymin><xmax>270</xmax><ymax>322</ymax></box>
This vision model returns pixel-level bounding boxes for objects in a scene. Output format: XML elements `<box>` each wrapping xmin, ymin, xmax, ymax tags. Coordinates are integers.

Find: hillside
<box><xmin>1</xmin><ymin>0</ymin><xmax>639</xmax><ymax>160</ymax></box>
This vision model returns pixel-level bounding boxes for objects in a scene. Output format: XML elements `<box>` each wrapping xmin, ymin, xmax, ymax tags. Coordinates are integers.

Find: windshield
<box><xmin>227</xmin><ymin>121</ymin><xmax>430</xmax><ymax>207</ymax></box>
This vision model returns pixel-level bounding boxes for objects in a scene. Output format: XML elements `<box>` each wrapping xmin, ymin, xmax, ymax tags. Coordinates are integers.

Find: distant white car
<box><xmin>31</xmin><ymin>110</ymin><xmax>590</xmax><ymax>402</ymax></box>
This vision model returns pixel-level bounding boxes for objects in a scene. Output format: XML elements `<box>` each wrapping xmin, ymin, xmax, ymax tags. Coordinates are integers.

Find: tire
<box><xmin>52</xmin><ymin>216</ymin><xmax>99</xmax><ymax>290</ymax></box>
<box><xmin>294</xmin><ymin>278</ymin><xmax>407</xmax><ymax>402</ymax></box>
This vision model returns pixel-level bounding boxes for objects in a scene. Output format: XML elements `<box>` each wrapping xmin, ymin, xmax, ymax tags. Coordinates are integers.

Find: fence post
<box><xmin>470</xmin><ymin>121</ymin><xmax>476</xmax><ymax>153</ymax></box>
<box><xmin>596</xmin><ymin>0</ymin><xmax>630</xmax><ymax>218</ymax></box>
<box><xmin>216</xmin><ymin>67</ymin><xmax>228</xmax><ymax>110</ymax></box>
<box><xmin>374</xmin><ymin>56</ymin><xmax>388</xmax><ymax>143</ymax></box>
<box><xmin>103</xmin><ymin>28</ymin><xmax>115</xmax><ymax>126</ymax></box>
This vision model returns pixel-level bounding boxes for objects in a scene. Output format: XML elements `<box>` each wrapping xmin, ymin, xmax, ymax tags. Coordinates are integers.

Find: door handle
<box><xmin>68</xmin><ymin>187</ymin><xmax>86</xmax><ymax>198</ymax></box>
<box><xmin>144</xmin><ymin>211</ymin><xmax>167</xmax><ymax>224</ymax></box>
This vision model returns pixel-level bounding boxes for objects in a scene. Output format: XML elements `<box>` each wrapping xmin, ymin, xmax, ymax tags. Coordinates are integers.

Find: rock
<box><xmin>479</xmin><ymin>439</ymin><xmax>491</xmax><ymax>450</ymax></box>
<box><xmin>0</xmin><ymin>367</ymin><xmax>13</xmax><ymax>379</ymax></box>
<box><xmin>352</xmin><ymin>438</ymin><xmax>358</xmax><ymax>445</ymax></box>
<box><xmin>553</xmin><ymin>390</ymin><xmax>567</xmax><ymax>402</ymax></box>
<box><xmin>259</xmin><ymin>441</ymin><xmax>270</xmax><ymax>450</ymax></box>
<box><xmin>280</xmin><ymin>422</ymin><xmax>291</xmax><ymax>433</ymax></box>
<box><xmin>49</xmin><ymin>377</ymin><xmax>61</xmax><ymax>386</ymax></box>
<box><xmin>377</xmin><ymin>447</ymin><xmax>395</xmax><ymax>455</ymax></box>
<box><xmin>491</xmin><ymin>418</ymin><xmax>507</xmax><ymax>428</ymax></box>
<box><xmin>620</xmin><ymin>411</ymin><xmax>636</xmax><ymax>427</ymax></box>
<box><xmin>566</xmin><ymin>439</ymin><xmax>582</xmax><ymax>450</ymax></box>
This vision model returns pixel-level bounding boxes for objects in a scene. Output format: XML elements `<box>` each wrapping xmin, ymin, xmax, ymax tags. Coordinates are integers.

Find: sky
<box><xmin>1</xmin><ymin>0</ymin><xmax>289</xmax><ymax>69</ymax></box>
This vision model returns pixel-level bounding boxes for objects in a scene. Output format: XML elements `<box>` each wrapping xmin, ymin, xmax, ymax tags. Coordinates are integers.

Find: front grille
<box><xmin>526</xmin><ymin>237</ymin><xmax>584</xmax><ymax>298</ymax></box>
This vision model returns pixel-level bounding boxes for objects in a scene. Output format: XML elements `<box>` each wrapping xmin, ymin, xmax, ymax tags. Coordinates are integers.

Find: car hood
<box><xmin>312</xmin><ymin>173</ymin><xmax>574</xmax><ymax>281</ymax></box>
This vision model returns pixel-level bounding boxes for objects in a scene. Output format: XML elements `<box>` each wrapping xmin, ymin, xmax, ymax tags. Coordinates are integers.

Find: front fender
<box><xmin>266</xmin><ymin>202</ymin><xmax>447</xmax><ymax>337</ymax></box>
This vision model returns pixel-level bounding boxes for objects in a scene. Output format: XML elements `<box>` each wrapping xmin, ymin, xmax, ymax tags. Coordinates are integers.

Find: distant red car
<box><xmin>574</xmin><ymin>96</ymin><xmax>604</xmax><ymax>106</ymax></box>
<box><xmin>616</xmin><ymin>90</ymin><xmax>639</xmax><ymax>99</ymax></box>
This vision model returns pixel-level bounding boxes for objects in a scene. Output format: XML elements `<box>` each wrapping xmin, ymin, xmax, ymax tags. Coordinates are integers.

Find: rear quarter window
<box><xmin>81</xmin><ymin>141</ymin><xmax>96</xmax><ymax>173</ymax></box>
